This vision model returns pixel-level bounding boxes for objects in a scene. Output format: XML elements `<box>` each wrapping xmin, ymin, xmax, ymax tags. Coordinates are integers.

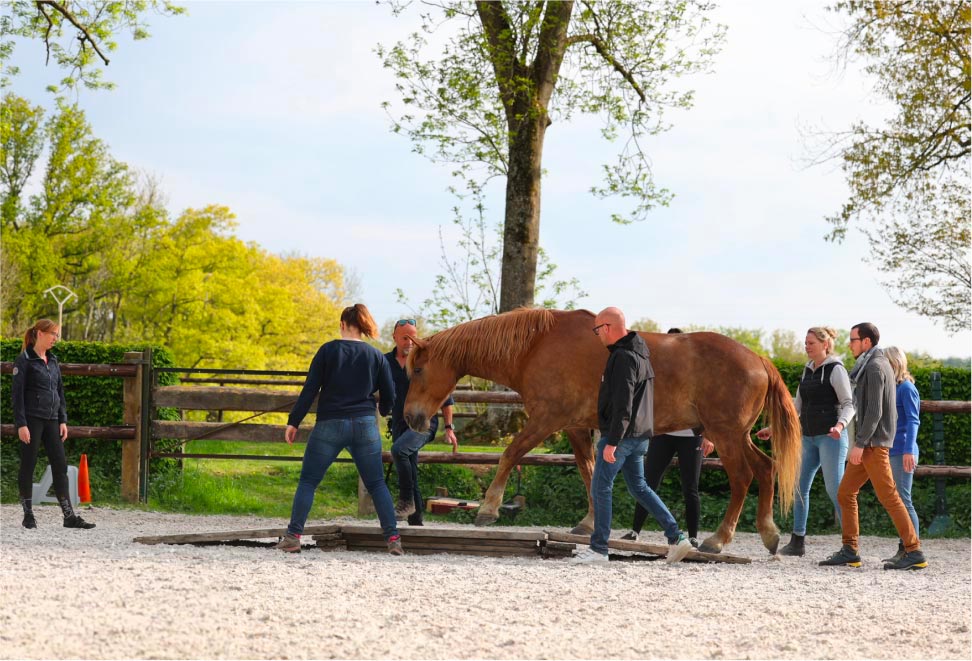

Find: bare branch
<box><xmin>35</xmin><ymin>0</ymin><xmax>111</xmax><ymax>66</ymax></box>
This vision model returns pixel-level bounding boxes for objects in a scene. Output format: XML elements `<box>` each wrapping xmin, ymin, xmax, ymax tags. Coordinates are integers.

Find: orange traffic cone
<box><xmin>78</xmin><ymin>454</ymin><xmax>91</xmax><ymax>504</ymax></box>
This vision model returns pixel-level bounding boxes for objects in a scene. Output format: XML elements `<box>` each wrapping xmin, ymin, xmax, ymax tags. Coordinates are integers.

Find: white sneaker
<box><xmin>571</xmin><ymin>548</ymin><xmax>609</xmax><ymax>564</ymax></box>
<box><xmin>666</xmin><ymin>533</ymin><xmax>693</xmax><ymax>564</ymax></box>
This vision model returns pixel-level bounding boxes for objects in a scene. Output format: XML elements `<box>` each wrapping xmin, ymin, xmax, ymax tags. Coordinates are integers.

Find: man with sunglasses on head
<box><xmin>385</xmin><ymin>319</ymin><xmax>458</xmax><ymax>524</ymax></box>
<box><xmin>572</xmin><ymin>307</ymin><xmax>692</xmax><ymax>564</ymax></box>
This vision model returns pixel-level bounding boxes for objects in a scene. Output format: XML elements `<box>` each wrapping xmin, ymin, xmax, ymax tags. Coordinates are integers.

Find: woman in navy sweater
<box><xmin>276</xmin><ymin>304</ymin><xmax>400</xmax><ymax>554</ymax></box>
<box><xmin>12</xmin><ymin>319</ymin><xmax>94</xmax><ymax>530</ymax></box>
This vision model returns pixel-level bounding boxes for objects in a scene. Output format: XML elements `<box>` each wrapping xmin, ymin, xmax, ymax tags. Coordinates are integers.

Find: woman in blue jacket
<box><xmin>276</xmin><ymin>304</ymin><xmax>401</xmax><ymax>554</ymax></box>
<box><xmin>12</xmin><ymin>319</ymin><xmax>94</xmax><ymax>530</ymax></box>
<box><xmin>883</xmin><ymin>346</ymin><xmax>921</xmax><ymax>563</ymax></box>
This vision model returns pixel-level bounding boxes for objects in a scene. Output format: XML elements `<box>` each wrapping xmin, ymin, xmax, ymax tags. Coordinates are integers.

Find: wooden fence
<box><xmin>2</xmin><ymin>354</ymin><xmax>970</xmax><ymax>503</ymax></box>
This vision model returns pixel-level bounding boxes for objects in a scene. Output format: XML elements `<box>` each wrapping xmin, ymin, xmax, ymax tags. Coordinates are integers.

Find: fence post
<box><xmin>927</xmin><ymin>371</ymin><xmax>952</xmax><ymax>535</ymax></box>
<box><xmin>121</xmin><ymin>352</ymin><xmax>145</xmax><ymax>502</ymax></box>
<box><xmin>140</xmin><ymin>347</ymin><xmax>153</xmax><ymax>503</ymax></box>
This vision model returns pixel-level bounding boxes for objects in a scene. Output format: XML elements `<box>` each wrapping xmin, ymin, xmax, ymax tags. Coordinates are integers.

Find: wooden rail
<box><xmin>0</xmin><ymin>362</ymin><xmax>137</xmax><ymax>377</ymax></box>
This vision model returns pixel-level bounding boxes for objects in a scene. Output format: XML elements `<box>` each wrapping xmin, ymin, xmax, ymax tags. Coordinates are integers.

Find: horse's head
<box><xmin>404</xmin><ymin>336</ymin><xmax>459</xmax><ymax>433</ymax></box>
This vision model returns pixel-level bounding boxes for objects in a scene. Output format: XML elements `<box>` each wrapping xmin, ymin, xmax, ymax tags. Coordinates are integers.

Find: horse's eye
<box><xmin>413</xmin><ymin>367</ymin><xmax>423</xmax><ymax>375</ymax></box>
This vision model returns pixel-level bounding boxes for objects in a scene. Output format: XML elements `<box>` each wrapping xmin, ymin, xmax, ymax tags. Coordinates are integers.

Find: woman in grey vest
<box><xmin>757</xmin><ymin>326</ymin><xmax>854</xmax><ymax>556</ymax></box>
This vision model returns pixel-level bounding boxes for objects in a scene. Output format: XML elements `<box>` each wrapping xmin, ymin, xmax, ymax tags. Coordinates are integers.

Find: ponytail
<box><xmin>340</xmin><ymin>304</ymin><xmax>379</xmax><ymax>339</ymax></box>
<box><xmin>22</xmin><ymin>319</ymin><xmax>58</xmax><ymax>352</ymax></box>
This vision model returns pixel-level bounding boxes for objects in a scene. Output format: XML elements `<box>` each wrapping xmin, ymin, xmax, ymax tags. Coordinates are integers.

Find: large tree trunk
<box><xmin>499</xmin><ymin>116</ymin><xmax>546</xmax><ymax>312</ymax></box>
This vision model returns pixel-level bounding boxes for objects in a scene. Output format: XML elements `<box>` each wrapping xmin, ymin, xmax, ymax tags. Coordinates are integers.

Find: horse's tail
<box><xmin>761</xmin><ymin>356</ymin><xmax>801</xmax><ymax>516</ymax></box>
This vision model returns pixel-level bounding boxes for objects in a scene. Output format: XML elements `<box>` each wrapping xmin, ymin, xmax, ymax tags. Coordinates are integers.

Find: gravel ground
<box><xmin>1</xmin><ymin>504</ymin><xmax>969</xmax><ymax>660</ymax></box>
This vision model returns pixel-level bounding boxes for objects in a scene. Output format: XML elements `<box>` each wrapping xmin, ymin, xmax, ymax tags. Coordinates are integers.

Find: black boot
<box><xmin>882</xmin><ymin>540</ymin><xmax>905</xmax><ymax>564</ymax></box>
<box><xmin>779</xmin><ymin>533</ymin><xmax>805</xmax><ymax>557</ymax></box>
<box><xmin>20</xmin><ymin>498</ymin><xmax>36</xmax><ymax>529</ymax></box>
<box><xmin>59</xmin><ymin>498</ymin><xmax>95</xmax><ymax>529</ymax></box>
<box><xmin>63</xmin><ymin>514</ymin><xmax>96</xmax><ymax>529</ymax></box>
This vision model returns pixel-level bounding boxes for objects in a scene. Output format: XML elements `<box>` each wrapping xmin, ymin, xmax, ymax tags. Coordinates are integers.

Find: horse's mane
<box><xmin>424</xmin><ymin>308</ymin><xmax>557</xmax><ymax>371</ymax></box>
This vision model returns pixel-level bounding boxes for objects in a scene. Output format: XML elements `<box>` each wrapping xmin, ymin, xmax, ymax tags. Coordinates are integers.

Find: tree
<box><xmin>1</xmin><ymin>94</ymin><xmax>350</xmax><ymax>369</ymax></box>
<box><xmin>379</xmin><ymin>0</ymin><xmax>724</xmax><ymax>311</ymax></box>
<box><xmin>814</xmin><ymin>1</ymin><xmax>970</xmax><ymax>332</ymax></box>
<box><xmin>395</xmin><ymin>181</ymin><xmax>585</xmax><ymax>330</ymax></box>
<box><xmin>0</xmin><ymin>0</ymin><xmax>184</xmax><ymax>91</ymax></box>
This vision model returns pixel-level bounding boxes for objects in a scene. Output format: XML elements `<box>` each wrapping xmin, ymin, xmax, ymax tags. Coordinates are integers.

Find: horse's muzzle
<box><xmin>405</xmin><ymin>412</ymin><xmax>430</xmax><ymax>433</ymax></box>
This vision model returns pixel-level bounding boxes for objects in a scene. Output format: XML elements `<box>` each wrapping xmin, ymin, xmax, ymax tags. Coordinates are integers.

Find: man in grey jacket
<box><xmin>820</xmin><ymin>322</ymin><xmax>926</xmax><ymax>570</ymax></box>
<box><xmin>571</xmin><ymin>307</ymin><xmax>692</xmax><ymax>565</ymax></box>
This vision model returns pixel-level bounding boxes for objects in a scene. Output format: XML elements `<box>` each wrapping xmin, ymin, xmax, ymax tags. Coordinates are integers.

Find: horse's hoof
<box><xmin>474</xmin><ymin>513</ymin><xmax>498</xmax><ymax>527</ymax></box>
<box><xmin>569</xmin><ymin>524</ymin><xmax>593</xmax><ymax>536</ymax></box>
<box><xmin>699</xmin><ymin>537</ymin><xmax>723</xmax><ymax>554</ymax></box>
<box><xmin>765</xmin><ymin>533</ymin><xmax>780</xmax><ymax>555</ymax></box>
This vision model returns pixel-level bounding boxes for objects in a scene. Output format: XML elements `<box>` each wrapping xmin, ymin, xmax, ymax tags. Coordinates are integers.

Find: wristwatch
<box><xmin>444</xmin><ymin>424</ymin><xmax>454</xmax><ymax>430</ymax></box>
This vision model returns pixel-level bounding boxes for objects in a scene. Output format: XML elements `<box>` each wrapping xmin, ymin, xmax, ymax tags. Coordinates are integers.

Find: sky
<box><xmin>8</xmin><ymin>0</ymin><xmax>971</xmax><ymax>358</ymax></box>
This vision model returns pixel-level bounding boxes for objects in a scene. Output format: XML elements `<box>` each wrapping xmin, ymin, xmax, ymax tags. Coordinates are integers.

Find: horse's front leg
<box><xmin>699</xmin><ymin>437</ymin><xmax>754</xmax><ymax>554</ymax></box>
<box><xmin>475</xmin><ymin>420</ymin><xmax>558</xmax><ymax>527</ymax></box>
<box><xmin>565</xmin><ymin>428</ymin><xmax>596</xmax><ymax>535</ymax></box>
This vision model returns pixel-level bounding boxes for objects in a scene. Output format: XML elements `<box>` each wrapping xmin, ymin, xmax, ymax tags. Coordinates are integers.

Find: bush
<box><xmin>1</xmin><ymin>339</ymin><xmax>179</xmax><ymax>501</ymax></box>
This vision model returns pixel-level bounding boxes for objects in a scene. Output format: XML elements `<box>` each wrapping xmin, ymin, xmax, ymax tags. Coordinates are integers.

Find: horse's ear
<box><xmin>413</xmin><ymin>336</ymin><xmax>428</xmax><ymax>349</ymax></box>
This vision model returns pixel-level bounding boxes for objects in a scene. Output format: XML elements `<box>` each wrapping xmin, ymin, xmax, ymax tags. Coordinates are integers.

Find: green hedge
<box><xmin>1</xmin><ymin>339</ymin><xmax>179</xmax><ymax>501</ymax></box>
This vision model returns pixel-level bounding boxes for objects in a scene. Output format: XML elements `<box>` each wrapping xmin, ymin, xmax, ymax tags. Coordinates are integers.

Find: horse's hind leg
<box><xmin>564</xmin><ymin>428</ymin><xmax>595</xmax><ymax>535</ymax></box>
<box><xmin>745</xmin><ymin>440</ymin><xmax>781</xmax><ymax>554</ymax></box>
<box><xmin>699</xmin><ymin>436</ymin><xmax>754</xmax><ymax>554</ymax></box>
<box><xmin>475</xmin><ymin>419</ymin><xmax>558</xmax><ymax>526</ymax></box>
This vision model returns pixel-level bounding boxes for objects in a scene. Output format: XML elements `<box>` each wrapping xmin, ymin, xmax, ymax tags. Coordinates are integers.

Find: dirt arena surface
<box><xmin>1</xmin><ymin>504</ymin><xmax>969</xmax><ymax>660</ymax></box>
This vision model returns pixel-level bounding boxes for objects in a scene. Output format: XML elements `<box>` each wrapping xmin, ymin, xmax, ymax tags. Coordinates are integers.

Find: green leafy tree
<box><xmin>770</xmin><ymin>329</ymin><xmax>805</xmax><ymax>363</ymax></box>
<box><xmin>379</xmin><ymin>0</ymin><xmax>724</xmax><ymax>312</ymax></box>
<box><xmin>813</xmin><ymin>1</ymin><xmax>970</xmax><ymax>332</ymax></box>
<box><xmin>0</xmin><ymin>0</ymin><xmax>185</xmax><ymax>91</ymax></box>
<box><xmin>1</xmin><ymin>95</ymin><xmax>157</xmax><ymax>335</ymax></box>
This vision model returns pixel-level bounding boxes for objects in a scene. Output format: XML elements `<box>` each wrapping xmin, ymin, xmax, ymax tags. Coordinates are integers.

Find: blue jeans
<box><xmin>287</xmin><ymin>417</ymin><xmax>398</xmax><ymax>540</ymax></box>
<box><xmin>889</xmin><ymin>453</ymin><xmax>919</xmax><ymax>537</ymax></box>
<box><xmin>590</xmin><ymin>437</ymin><xmax>682</xmax><ymax>555</ymax></box>
<box><xmin>391</xmin><ymin>429</ymin><xmax>431</xmax><ymax>509</ymax></box>
<box><xmin>793</xmin><ymin>431</ymin><xmax>848</xmax><ymax>536</ymax></box>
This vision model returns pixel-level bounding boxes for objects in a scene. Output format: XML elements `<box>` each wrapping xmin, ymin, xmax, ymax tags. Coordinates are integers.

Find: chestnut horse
<box><xmin>404</xmin><ymin>308</ymin><xmax>801</xmax><ymax>555</ymax></box>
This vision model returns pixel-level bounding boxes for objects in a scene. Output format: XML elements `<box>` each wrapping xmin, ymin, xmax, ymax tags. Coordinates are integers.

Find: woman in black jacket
<box><xmin>12</xmin><ymin>319</ymin><xmax>94</xmax><ymax>530</ymax></box>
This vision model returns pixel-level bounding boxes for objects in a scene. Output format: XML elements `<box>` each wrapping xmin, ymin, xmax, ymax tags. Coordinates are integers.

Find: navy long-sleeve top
<box><xmin>287</xmin><ymin>340</ymin><xmax>396</xmax><ymax>428</ymax></box>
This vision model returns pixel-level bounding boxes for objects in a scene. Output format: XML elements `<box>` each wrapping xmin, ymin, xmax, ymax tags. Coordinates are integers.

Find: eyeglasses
<box><xmin>849</xmin><ymin>337</ymin><xmax>863</xmax><ymax>344</ymax></box>
<box><xmin>44</xmin><ymin>330</ymin><xmax>61</xmax><ymax>339</ymax></box>
<box><xmin>396</xmin><ymin>319</ymin><xmax>416</xmax><ymax>328</ymax></box>
<box><xmin>592</xmin><ymin>323</ymin><xmax>610</xmax><ymax>336</ymax></box>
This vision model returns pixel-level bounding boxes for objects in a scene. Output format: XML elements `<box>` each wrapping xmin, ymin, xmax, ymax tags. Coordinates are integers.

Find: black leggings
<box><xmin>632</xmin><ymin>433</ymin><xmax>703</xmax><ymax>538</ymax></box>
<box><xmin>18</xmin><ymin>417</ymin><xmax>68</xmax><ymax>501</ymax></box>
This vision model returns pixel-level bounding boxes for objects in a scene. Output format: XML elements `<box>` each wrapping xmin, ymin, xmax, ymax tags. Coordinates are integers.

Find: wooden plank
<box><xmin>153</xmin><ymin>386</ymin><xmax>307</xmax><ymax>412</ymax></box>
<box><xmin>342</xmin><ymin>536</ymin><xmax>538</xmax><ymax>552</ymax></box>
<box><xmin>1</xmin><ymin>362</ymin><xmax>137</xmax><ymax>377</ymax></box>
<box><xmin>344</xmin><ymin>539</ymin><xmax>537</xmax><ymax>554</ymax></box>
<box><xmin>133</xmin><ymin>524</ymin><xmax>340</xmax><ymax>545</ymax></box>
<box><xmin>0</xmin><ymin>424</ymin><xmax>134</xmax><ymax>440</ymax></box>
<box><xmin>153</xmin><ymin>420</ymin><xmax>307</xmax><ymax>443</ymax></box>
<box><xmin>340</xmin><ymin>524</ymin><xmax>545</xmax><ymax>542</ymax></box>
<box><xmin>344</xmin><ymin>540</ymin><xmax>537</xmax><ymax>557</ymax></box>
<box><xmin>545</xmin><ymin>530</ymin><xmax>752</xmax><ymax>564</ymax></box>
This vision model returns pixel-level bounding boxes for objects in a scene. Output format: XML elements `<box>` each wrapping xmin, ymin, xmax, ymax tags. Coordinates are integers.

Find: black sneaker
<box><xmin>819</xmin><ymin>545</ymin><xmax>861</xmax><ymax>567</ymax></box>
<box><xmin>619</xmin><ymin>530</ymin><xmax>639</xmax><ymax>541</ymax></box>
<box><xmin>884</xmin><ymin>549</ymin><xmax>927</xmax><ymax>571</ymax></box>
<box><xmin>407</xmin><ymin>513</ymin><xmax>424</xmax><ymax>526</ymax></box>
<box><xmin>881</xmin><ymin>541</ymin><xmax>905</xmax><ymax>564</ymax></box>
<box><xmin>779</xmin><ymin>533</ymin><xmax>805</xmax><ymax>557</ymax></box>
<box><xmin>63</xmin><ymin>515</ymin><xmax>96</xmax><ymax>529</ymax></box>
<box><xmin>22</xmin><ymin>512</ymin><xmax>36</xmax><ymax>529</ymax></box>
